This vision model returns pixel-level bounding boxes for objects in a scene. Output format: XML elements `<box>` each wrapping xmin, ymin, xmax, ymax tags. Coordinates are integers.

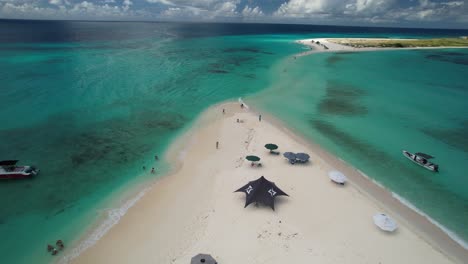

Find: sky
<box><xmin>0</xmin><ymin>0</ymin><xmax>467</xmax><ymax>29</ymax></box>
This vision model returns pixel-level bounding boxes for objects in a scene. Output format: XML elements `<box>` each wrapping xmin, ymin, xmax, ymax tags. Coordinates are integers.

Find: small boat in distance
<box><xmin>0</xmin><ymin>160</ymin><xmax>39</xmax><ymax>180</ymax></box>
<box><xmin>402</xmin><ymin>151</ymin><xmax>439</xmax><ymax>172</ymax></box>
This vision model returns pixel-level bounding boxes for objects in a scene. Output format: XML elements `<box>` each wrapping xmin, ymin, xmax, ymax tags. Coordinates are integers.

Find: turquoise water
<box><xmin>250</xmin><ymin>48</ymin><xmax>468</xmax><ymax>245</ymax></box>
<box><xmin>1</xmin><ymin>21</ymin><xmax>468</xmax><ymax>263</ymax></box>
<box><xmin>0</xmin><ymin>32</ymin><xmax>300</xmax><ymax>264</ymax></box>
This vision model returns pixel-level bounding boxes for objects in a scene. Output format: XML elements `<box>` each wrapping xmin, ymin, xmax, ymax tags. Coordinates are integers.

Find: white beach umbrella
<box><xmin>373</xmin><ymin>213</ymin><xmax>398</xmax><ymax>232</ymax></box>
<box><xmin>328</xmin><ymin>170</ymin><xmax>347</xmax><ymax>184</ymax></box>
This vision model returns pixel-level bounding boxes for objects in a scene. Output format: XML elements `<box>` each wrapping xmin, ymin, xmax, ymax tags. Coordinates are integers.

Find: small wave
<box><xmin>58</xmin><ymin>186</ymin><xmax>151</xmax><ymax>263</ymax></box>
<box><xmin>238</xmin><ymin>97</ymin><xmax>249</xmax><ymax>110</ymax></box>
<box><xmin>392</xmin><ymin>192</ymin><xmax>468</xmax><ymax>250</ymax></box>
<box><xmin>356</xmin><ymin>169</ymin><xmax>386</xmax><ymax>189</ymax></box>
<box><xmin>350</xmin><ymin>168</ymin><xmax>468</xmax><ymax>250</ymax></box>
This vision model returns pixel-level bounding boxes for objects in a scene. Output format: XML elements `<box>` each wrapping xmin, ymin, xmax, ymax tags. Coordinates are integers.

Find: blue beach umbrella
<box><xmin>296</xmin><ymin>153</ymin><xmax>310</xmax><ymax>162</ymax></box>
<box><xmin>283</xmin><ymin>152</ymin><xmax>296</xmax><ymax>160</ymax></box>
<box><xmin>283</xmin><ymin>152</ymin><xmax>296</xmax><ymax>164</ymax></box>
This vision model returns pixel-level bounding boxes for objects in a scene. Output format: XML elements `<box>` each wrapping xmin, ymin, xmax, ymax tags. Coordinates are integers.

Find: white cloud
<box><xmin>0</xmin><ymin>0</ymin><xmax>467</xmax><ymax>26</ymax></box>
<box><xmin>274</xmin><ymin>0</ymin><xmax>395</xmax><ymax>18</ymax></box>
<box><xmin>385</xmin><ymin>0</ymin><xmax>467</xmax><ymax>22</ymax></box>
<box><xmin>147</xmin><ymin>0</ymin><xmax>221</xmax><ymax>9</ymax></box>
<box><xmin>158</xmin><ymin>0</ymin><xmax>240</xmax><ymax>20</ymax></box>
<box><xmin>123</xmin><ymin>0</ymin><xmax>132</xmax><ymax>11</ymax></box>
<box><xmin>272</xmin><ymin>0</ymin><xmax>467</xmax><ymax>25</ymax></box>
<box><xmin>242</xmin><ymin>5</ymin><xmax>263</xmax><ymax>18</ymax></box>
<box><xmin>0</xmin><ymin>0</ymin><xmax>146</xmax><ymax>20</ymax></box>
<box><xmin>49</xmin><ymin>0</ymin><xmax>62</xmax><ymax>5</ymax></box>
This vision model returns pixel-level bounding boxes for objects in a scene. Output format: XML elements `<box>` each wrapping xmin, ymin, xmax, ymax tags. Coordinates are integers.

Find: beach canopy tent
<box><xmin>283</xmin><ymin>152</ymin><xmax>297</xmax><ymax>164</ymax></box>
<box><xmin>295</xmin><ymin>153</ymin><xmax>310</xmax><ymax>163</ymax></box>
<box><xmin>264</xmin><ymin>143</ymin><xmax>279</xmax><ymax>152</ymax></box>
<box><xmin>328</xmin><ymin>170</ymin><xmax>347</xmax><ymax>185</ymax></box>
<box><xmin>191</xmin><ymin>254</ymin><xmax>218</xmax><ymax>264</ymax></box>
<box><xmin>415</xmin><ymin>152</ymin><xmax>434</xmax><ymax>159</ymax></box>
<box><xmin>373</xmin><ymin>213</ymin><xmax>398</xmax><ymax>232</ymax></box>
<box><xmin>235</xmin><ymin>176</ymin><xmax>289</xmax><ymax>210</ymax></box>
<box><xmin>245</xmin><ymin>155</ymin><xmax>260</xmax><ymax>162</ymax></box>
<box><xmin>0</xmin><ymin>160</ymin><xmax>19</xmax><ymax>166</ymax></box>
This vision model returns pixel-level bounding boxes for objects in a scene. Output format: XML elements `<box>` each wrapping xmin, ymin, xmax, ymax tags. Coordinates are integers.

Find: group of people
<box><xmin>143</xmin><ymin>155</ymin><xmax>159</xmax><ymax>174</ymax></box>
<box><xmin>47</xmin><ymin>240</ymin><xmax>64</xmax><ymax>256</ymax></box>
<box><xmin>218</xmin><ymin>103</ymin><xmax>262</xmax><ymax>149</ymax></box>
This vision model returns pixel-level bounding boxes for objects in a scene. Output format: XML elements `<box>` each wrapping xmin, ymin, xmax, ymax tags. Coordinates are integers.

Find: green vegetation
<box><xmin>330</xmin><ymin>38</ymin><xmax>468</xmax><ymax>48</ymax></box>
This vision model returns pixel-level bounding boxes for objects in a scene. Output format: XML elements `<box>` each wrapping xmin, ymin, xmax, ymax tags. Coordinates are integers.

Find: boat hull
<box><xmin>402</xmin><ymin>150</ymin><xmax>438</xmax><ymax>172</ymax></box>
<box><xmin>0</xmin><ymin>173</ymin><xmax>34</xmax><ymax>180</ymax></box>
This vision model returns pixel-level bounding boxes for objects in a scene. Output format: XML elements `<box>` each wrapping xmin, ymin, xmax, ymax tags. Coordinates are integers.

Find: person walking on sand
<box><xmin>241</xmin><ymin>103</ymin><xmax>244</xmax><ymax>109</ymax></box>
<box><xmin>216</xmin><ymin>141</ymin><xmax>219</xmax><ymax>149</ymax></box>
<box><xmin>222</xmin><ymin>108</ymin><xmax>225</xmax><ymax>114</ymax></box>
<box><xmin>259</xmin><ymin>114</ymin><xmax>262</xmax><ymax>122</ymax></box>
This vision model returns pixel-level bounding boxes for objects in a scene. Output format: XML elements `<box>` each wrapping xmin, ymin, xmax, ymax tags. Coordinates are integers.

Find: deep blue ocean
<box><xmin>0</xmin><ymin>20</ymin><xmax>467</xmax><ymax>264</ymax></box>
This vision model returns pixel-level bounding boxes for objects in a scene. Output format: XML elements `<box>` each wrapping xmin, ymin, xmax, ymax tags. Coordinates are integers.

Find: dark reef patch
<box><xmin>208</xmin><ymin>69</ymin><xmax>229</xmax><ymax>74</ymax></box>
<box><xmin>311</xmin><ymin>120</ymin><xmax>387</xmax><ymax>160</ymax></box>
<box><xmin>425</xmin><ymin>51</ymin><xmax>468</xmax><ymax>66</ymax></box>
<box><xmin>421</xmin><ymin>121</ymin><xmax>468</xmax><ymax>152</ymax></box>
<box><xmin>243</xmin><ymin>73</ymin><xmax>256</xmax><ymax>79</ymax></box>
<box><xmin>223</xmin><ymin>47</ymin><xmax>274</xmax><ymax>55</ymax></box>
<box><xmin>317</xmin><ymin>81</ymin><xmax>367</xmax><ymax>116</ymax></box>
<box><xmin>326</xmin><ymin>54</ymin><xmax>346</xmax><ymax>66</ymax></box>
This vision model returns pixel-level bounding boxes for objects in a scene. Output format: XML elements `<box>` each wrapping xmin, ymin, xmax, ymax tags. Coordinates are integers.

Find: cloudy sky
<box><xmin>0</xmin><ymin>0</ymin><xmax>467</xmax><ymax>28</ymax></box>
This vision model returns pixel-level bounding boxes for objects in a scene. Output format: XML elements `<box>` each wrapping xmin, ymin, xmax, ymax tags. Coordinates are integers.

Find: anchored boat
<box><xmin>0</xmin><ymin>160</ymin><xmax>39</xmax><ymax>180</ymax></box>
<box><xmin>402</xmin><ymin>151</ymin><xmax>439</xmax><ymax>172</ymax></box>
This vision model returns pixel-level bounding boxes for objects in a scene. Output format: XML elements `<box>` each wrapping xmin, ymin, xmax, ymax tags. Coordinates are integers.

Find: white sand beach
<box><xmin>68</xmin><ymin>102</ymin><xmax>467</xmax><ymax>264</ymax></box>
<box><xmin>296</xmin><ymin>38</ymin><xmax>468</xmax><ymax>57</ymax></box>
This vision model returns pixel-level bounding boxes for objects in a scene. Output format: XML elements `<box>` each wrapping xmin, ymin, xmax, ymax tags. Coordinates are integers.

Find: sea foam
<box><xmin>354</xmin><ymin>169</ymin><xmax>468</xmax><ymax>250</ymax></box>
<box><xmin>58</xmin><ymin>186</ymin><xmax>152</xmax><ymax>264</ymax></box>
<box><xmin>238</xmin><ymin>97</ymin><xmax>249</xmax><ymax>109</ymax></box>
<box><xmin>391</xmin><ymin>192</ymin><xmax>468</xmax><ymax>250</ymax></box>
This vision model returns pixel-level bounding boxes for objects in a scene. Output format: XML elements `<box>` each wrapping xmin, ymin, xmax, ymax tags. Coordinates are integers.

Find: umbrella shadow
<box><xmin>374</xmin><ymin>226</ymin><xmax>399</xmax><ymax>236</ymax></box>
<box><xmin>283</xmin><ymin>159</ymin><xmax>312</xmax><ymax>166</ymax></box>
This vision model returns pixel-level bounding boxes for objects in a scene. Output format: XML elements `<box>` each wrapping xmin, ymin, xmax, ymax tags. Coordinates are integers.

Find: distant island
<box><xmin>328</xmin><ymin>37</ymin><xmax>468</xmax><ymax>48</ymax></box>
<box><xmin>296</xmin><ymin>37</ymin><xmax>468</xmax><ymax>56</ymax></box>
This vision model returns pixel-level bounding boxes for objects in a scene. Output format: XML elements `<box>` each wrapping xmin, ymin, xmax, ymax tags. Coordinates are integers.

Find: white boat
<box><xmin>0</xmin><ymin>160</ymin><xmax>39</xmax><ymax>180</ymax></box>
<box><xmin>402</xmin><ymin>150</ymin><xmax>439</xmax><ymax>172</ymax></box>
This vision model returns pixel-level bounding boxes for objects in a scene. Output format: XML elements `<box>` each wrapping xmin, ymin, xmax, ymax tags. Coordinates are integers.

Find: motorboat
<box><xmin>402</xmin><ymin>151</ymin><xmax>438</xmax><ymax>172</ymax></box>
<box><xmin>0</xmin><ymin>160</ymin><xmax>39</xmax><ymax>180</ymax></box>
